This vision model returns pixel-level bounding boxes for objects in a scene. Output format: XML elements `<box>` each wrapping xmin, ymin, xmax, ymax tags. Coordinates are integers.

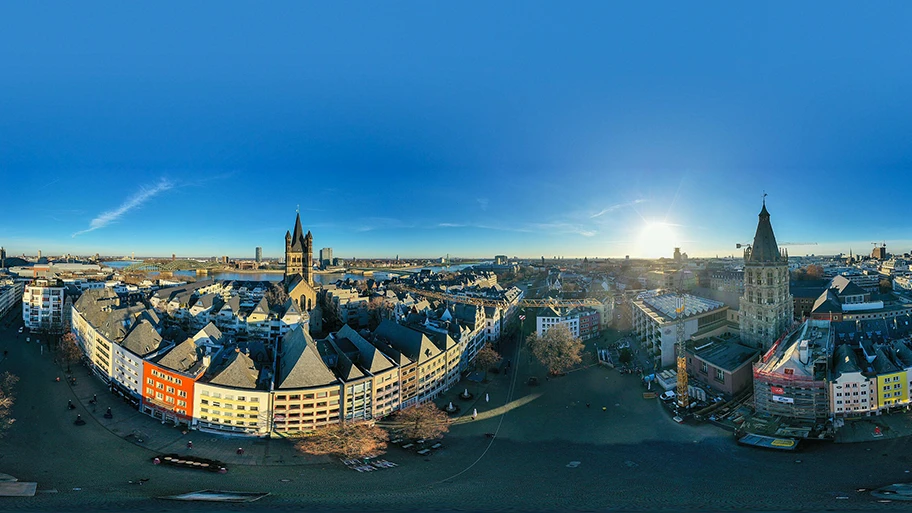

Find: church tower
<box><xmin>739</xmin><ymin>198</ymin><xmax>793</xmax><ymax>349</ymax></box>
<box><xmin>284</xmin><ymin>212</ymin><xmax>313</xmax><ymax>285</ymax></box>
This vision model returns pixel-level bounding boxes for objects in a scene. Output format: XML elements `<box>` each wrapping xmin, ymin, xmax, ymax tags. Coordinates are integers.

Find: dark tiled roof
<box><xmin>154</xmin><ymin>338</ymin><xmax>202</xmax><ymax>373</ymax></box>
<box><xmin>276</xmin><ymin>326</ymin><xmax>338</xmax><ymax>389</ymax></box>
<box><xmin>746</xmin><ymin>202</ymin><xmax>782</xmax><ymax>263</ymax></box>
<box><xmin>120</xmin><ymin>319</ymin><xmax>165</xmax><ymax>357</ymax></box>
<box><xmin>208</xmin><ymin>350</ymin><xmax>261</xmax><ymax>389</ymax></box>
<box><xmin>833</xmin><ymin>344</ymin><xmax>861</xmax><ymax>379</ymax></box>
<box><xmin>374</xmin><ymin>319</ymin><xmax>439</xmax><ymax>363</ymax></box>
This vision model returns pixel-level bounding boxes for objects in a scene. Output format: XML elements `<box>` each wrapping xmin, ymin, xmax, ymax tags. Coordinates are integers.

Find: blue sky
<box><xmin>2</xmin><ymin>3</ymin><xmax>912</xmax><ymax>259</ymax></box>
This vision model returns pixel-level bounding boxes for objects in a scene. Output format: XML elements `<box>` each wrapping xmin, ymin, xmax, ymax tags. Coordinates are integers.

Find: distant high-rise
<box><xmin>673</xmin><ymin>247</ymin><xmax>682</xmax><ymax>262</ymax></box>
<box><xmin>37</xmin><ymin>249</ymin><xmax>41</xmax><ymax>260</ymax></box>
<box><xmin>495</xmin><ymin>255</ymin><xmax>508</xmax><ymax>265</ymax></box>
<box><xmin>255</xmin><ymin>247</ymin><xmax>263</xmax><ymax>263</ymax></box>
<box><xmin>320</xmin><ymin>247</ymin><xmax>333</xmax><ymax>268</ymax></box>
<box><xmin>0</xmin><ymin>247</ymin><xmax>5</xmax><ymax>268</ymax></box>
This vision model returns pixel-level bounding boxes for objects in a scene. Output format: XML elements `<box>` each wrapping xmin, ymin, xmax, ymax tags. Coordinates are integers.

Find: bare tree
<box><xmin>60</xmin><ymin>332</ymin><xmax>83</xmax><ymax>373</ymax></box>
<box><xmin>295</xmin><ymin>422</ymin><xmax>389</xmax><ymax>459</ymax></box>
<box><xmin>395</xmin><ymin>403</ymin><xmax>451</xmax><ymax>440</ymax></box>
<box><xmin>526</xmin><ymin>324</ymin><xmax>584</xmax><ymax>375</ymax></box>
<box><xmin>264</xmin><ymin>282</ymin><xmax>290</xmax><ymax>308</ymax></box>
<box><xmin>473</xmin><ymin>346</ymin><xmax>502</xmax><ymax>381</ymax></box>
<box><xmin>367</xmin><ymin>297</ymin><xmax>390</xmax><ymax>331</ymax></box>
<box><xmin>880</xmin><ymin>278</ymin><xmax>893</xmax><ymax>294</ymax></box>
<box><xmin>0</xmin><ymin>372</ymin><xmax>19</xmax><ymax>436</ymax></box>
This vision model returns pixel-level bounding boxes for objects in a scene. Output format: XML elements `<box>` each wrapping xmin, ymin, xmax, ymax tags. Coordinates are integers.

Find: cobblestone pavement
<box><xmin>3</xmin><ymin>315</ymin><xmax>912</xmax><ymax>511</ymax></box>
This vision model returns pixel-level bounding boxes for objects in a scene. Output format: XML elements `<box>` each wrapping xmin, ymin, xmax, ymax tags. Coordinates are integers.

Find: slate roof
<box><xmin>872</xmin><ymin>347</ymin><xmax>901</xmax><ymax>374</ymax></box>
<box><xmin>829</xmin><ymin>275</ymin><xmax>866</xmax><ymax>298</ymax></box>
<box><xmin>195</xmin><ymin>322</ymin><xmax>223</xmax><ymax>342</ymax></box>
<box><xmin>120</xmin><ymin>319</ymin><xmax>165</xmax><ymax>357</ymax></box>
<box><xmin>335</xmin><ymin>324</ymin><xmax>395</xmax><ymax>374</ymax></box>
<box><xmin>812</xmin><ymin>290</ymin><xmax>842</xmax><ymax>315</ymax></box>
<box><xmin>276</xmin><ymin>326</ymin><xmax>338</xmax><ymax>389</ymax></box>
<box><xmin>832</xmin><ymin>343</ymin><xmax>862</xmax><ymax>379</ymax></box>
<box><xmin>374</xmin><ymin>319</ymin><xmax>439</xmax><ymax>364</ymax></box>
<box><xmin>154</xmin><ymin>338</ymin><xmax>202</xmax><ymax>374</ymax></box>
<box><xmin>289</xmin><ymin>213</ymin><xmax>307</xmax><ymax>252</ymax></box>
<box><xmin>746</xmin><ymin>202</ymin><xmax>782</xmax><ymax>263</ymax></box>
<box><xmin>208</xmin><ymin>350</ymin><xmax>262</xmax><ymax>389</ymax></box>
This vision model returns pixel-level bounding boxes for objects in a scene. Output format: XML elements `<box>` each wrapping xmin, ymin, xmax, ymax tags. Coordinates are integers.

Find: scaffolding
<box><xmin>752</xmin><ymin>322</ymin><xmax>832</xmax><ymax>422</ymax></box>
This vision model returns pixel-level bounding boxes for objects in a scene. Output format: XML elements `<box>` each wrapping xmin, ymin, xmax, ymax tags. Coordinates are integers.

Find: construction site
<box><xmin>740</xmin><ymin>320</ymin><xmax>834</xmax><ymax>439</ymax></box>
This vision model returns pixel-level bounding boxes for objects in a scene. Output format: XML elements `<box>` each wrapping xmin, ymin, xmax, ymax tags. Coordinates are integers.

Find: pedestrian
<box><xmin>586</xmin><ymin>403</ymin><xmax>590</xmax><ymax>408</ymax></box>
<box><xmin>485</xmin><ymin>393</ymin><xmax>489</xmax><ymax>403</ymax></box>
<box><xmin>472</xmin><ymin>408</ymin><xmax>478</xmax><ymax>420</ymax></box>
<box><xmin>237</xmin><ymin>447</ymin><xmax>244</xmax><ymax>455</ymax></box>
<box><xmin>187</xmin><ymin>440</ymin><xmax>193</xmax><ymax>449</ymax></box>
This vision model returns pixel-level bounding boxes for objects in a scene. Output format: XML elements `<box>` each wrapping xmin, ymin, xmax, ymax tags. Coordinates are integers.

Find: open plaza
<box><xmin>3</xmin><ymin>309</ymin><xmax>912</xmax><ymax>512</ymax></box>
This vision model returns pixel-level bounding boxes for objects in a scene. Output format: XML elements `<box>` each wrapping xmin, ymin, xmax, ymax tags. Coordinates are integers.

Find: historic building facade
<box><xmin>284</xmin><ymin>212</ymin><xmax>317</xmax><ymax>312</ymax></box>
<box><xmin>739</xmin><ymin>199</ymin><xmax>793</xmax><ymax>349</ymax></box>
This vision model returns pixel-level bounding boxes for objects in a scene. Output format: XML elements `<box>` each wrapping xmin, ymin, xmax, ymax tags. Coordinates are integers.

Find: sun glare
<box><xmin>635</xmin><ymin>222</ymin><xmax>677</xmax><ymax>258</ymax></box>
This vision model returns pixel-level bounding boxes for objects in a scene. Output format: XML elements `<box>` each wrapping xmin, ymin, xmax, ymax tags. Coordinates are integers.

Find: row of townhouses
<box><xmin>71</xmin><ymin>284</ymin><xmax>493</xmax><ymax>437</ymax></box>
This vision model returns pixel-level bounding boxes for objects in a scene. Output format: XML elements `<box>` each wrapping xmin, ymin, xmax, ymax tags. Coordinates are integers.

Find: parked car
<box><xmin>18</xmin><ymin>327</ymin><xmax>23</xmax><ymax>333</ymax></box>
<box><xmin>660</xmin><ymin>391</ymin><xmax>676</xmax><ymax>403</ymax></box>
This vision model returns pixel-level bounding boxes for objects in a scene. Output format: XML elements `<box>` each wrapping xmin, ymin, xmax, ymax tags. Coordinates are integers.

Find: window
<box><xmin>167</xmin><ymin>386</ymin><xmax>175</xmax><ymax>394</ymax></box>
<box><xmin>178</xmin><ymin>390</ymin><xmax>187</xmax><ymax>398</ymax></box>
<box><xmin>146</xmin><ymin>377</ymin><xmax>154</xmax><ymax>385</ymax></box>
<box><xmin>201</xmin><ymin>399</ymin><xmax>209</xmax><ymax>405</ymax></box>
<box><xmin>714</xmin><ymin>369</ymin><xmax>724</xmax><ymax>383</ymax></box>
<box><xmin>700</xmin><ymin>362</ymin><xmax>707</xmax><ymax>374</ymax></box>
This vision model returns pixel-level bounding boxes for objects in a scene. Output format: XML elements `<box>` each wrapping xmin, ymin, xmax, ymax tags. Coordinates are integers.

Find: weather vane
<box><xmin>762</xmin><ymin>191</ymin><xmax>767</xmax><ymax>206</ymax></box>
<box><xmin>296</xmin><ymin>204</ymin><xmax>300</xmax><ymax>214</ymax></box>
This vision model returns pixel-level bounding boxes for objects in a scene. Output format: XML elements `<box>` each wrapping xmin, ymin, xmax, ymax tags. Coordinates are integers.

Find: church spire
<box><xmin>290</xmin><ymin>212</ymin><xmax>306</xmax><ymax>251</ymax></box>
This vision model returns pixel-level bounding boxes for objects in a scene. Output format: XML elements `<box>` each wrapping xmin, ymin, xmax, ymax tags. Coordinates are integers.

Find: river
<box><xmin>107</xmin><ymin>263</ymin><xmax>478</xmax><ymax>284</ymax></box>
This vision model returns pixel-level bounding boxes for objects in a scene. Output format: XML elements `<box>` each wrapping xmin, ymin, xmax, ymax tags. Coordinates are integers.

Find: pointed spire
<box><xmin>290</xmin><ymin>213</ymin><xmax>306</xmax><ymax>251</ymax></box>
<box><xmin>747</xmin><ymin>197</ymin><xmax>781</xmax><ymax>263</ymax></box>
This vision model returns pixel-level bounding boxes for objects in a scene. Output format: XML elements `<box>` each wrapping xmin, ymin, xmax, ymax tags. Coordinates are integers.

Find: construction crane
<box><xmin>674</xmin><ymin>293</ymin><xmax>689</xmax><ymax>417</ymax></box>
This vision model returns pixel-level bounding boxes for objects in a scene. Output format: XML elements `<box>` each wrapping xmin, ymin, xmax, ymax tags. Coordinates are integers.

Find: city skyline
<box><xmin>4</xmin><ymin>4</ymin><xmax>912</xmax><ymax>259</ymax></box>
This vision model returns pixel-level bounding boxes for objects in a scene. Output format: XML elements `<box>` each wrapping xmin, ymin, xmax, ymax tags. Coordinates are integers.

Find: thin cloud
<box><xmin>438</xmin><ymin>223</ymin><xmax>466</xmax><ymax>228</ymax></box>
<box><xmin>590</xmin><ymin>199</ymin><xmax>646</xmax><ymax>219</ymax></box>
<box><xmin>476</xmin><ymin>198</ymin><xmax>489</xmax><ymax>211</ymax></box>
<box><xmin>72</xmin><ymin>179</ymin><xmax>173</xmax><ymax>237</ymax></box>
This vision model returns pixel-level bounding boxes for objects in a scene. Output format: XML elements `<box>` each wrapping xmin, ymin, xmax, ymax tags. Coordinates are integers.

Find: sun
<box><xmin>635</xmin><ymin>222</ymin><xmax>677</xmax><ymax>259</ymax></box>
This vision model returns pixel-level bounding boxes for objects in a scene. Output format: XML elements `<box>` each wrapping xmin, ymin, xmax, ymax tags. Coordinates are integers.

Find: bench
<box><xmin>431</xmin><ymin>443</ymin><xmax>442</xmax><ymax>449</ymax></box>
<box><xmin>401</xmin><ymin>444</ymin><xmax>414</xmax><ymax>449</ymax></box>
<box><xmin>416</xmin><ymin>449</ymin><xmax>430</xmax><ymax>456</ymax></box>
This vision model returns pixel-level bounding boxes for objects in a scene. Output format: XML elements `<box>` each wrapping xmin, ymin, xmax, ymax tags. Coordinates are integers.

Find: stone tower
<box><xmin>284</xmin><ymin>212</ymin><xmax>313</xmax><ymax>285</ymax></box>
<box><xmin>739</xmin><ymin>198</ymin><xmax>793</xmax><ymax>349</ymax></box>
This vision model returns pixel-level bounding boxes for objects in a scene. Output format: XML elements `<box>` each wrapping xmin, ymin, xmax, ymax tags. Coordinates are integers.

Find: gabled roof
<box><xmin>812</xmin><ymin>290</ymin><xmax>842</xmax><ymax>314</ymax></box>
<box><xmin>194</xmin><ymin>322</ymin><xmax>222</xmax><ymax>342</ymax></box>
<box><xmin>154</xmin><ymin>338</ymin><xmax>202</xmax><ymax>373</ymax></box>
<box><xmin>252</xmin><ymin>297</ymin><xmax>269</xmax><ymax>316</ymax></box>
<box><xmin>374</xmin><ymin>319</ymin><xmax>439</xmax><ymax>364</ymax></box>
<box><xmin>833</xmin><ymin>344</ymin><xmax>861</xmax><ymax>379</ymax></box>
<box><xmin>872</xmin><ymin>347</ymin><xmax>901</xmax><ymax>374</ymax></box>
<box><xmin>829</xmin><ymin>275</ymin><xmax>866</xmax><ymax>298</ymax></box>
<box><xmin>746</xmin><ymin>201</ymin><xmax>782</xmax><ymax>263</ymax></box>
<box><xmin>276</xmin><ymin>326</ymin><xmax>338</xmax><ymax>389</ymax></box>
<box><xmin>335</xmin><ymin>324</ymin><xmax>395</xmax><ymax>374</ymax></box>
<box><xmin>208</xmin><ymin>350</ymin><xmax>261</xmax><ymax>389</ymax></box>
<box><xmin>120</xmin><ymin>319</ymin><xmax>165</xmax><ymax>357</ymax></box>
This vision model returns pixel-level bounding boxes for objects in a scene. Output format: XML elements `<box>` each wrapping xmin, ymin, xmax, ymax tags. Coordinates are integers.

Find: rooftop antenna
<box><xmin>762</xmin><ymin>191</ymin><xmax>767</xmax><ymax>207</ymax></box>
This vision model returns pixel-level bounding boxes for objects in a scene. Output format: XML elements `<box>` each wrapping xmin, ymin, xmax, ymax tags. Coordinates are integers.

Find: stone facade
<box><xmin>739</xmin><ymin>200</ymin><xmax>793</xmax><ymax>349</ymax></box>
